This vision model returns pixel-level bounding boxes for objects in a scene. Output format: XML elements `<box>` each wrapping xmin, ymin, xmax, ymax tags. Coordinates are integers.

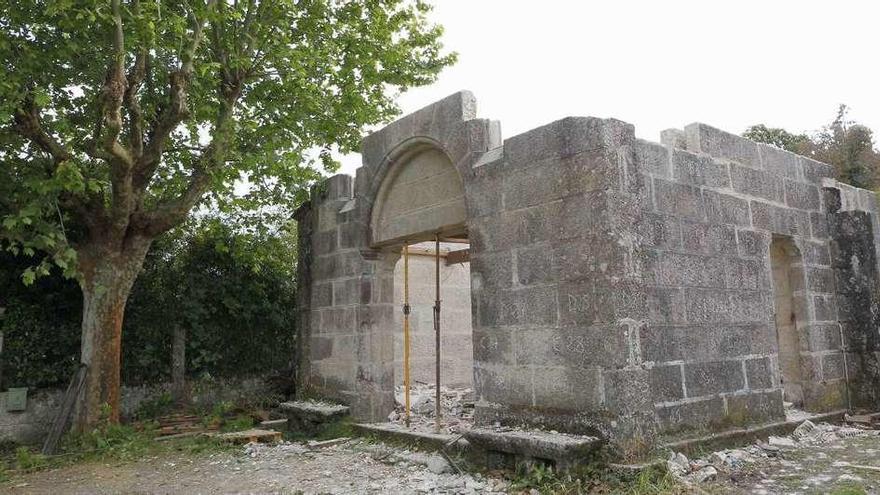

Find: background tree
<box><xmin>811</xmin><ymin>105</ymin><xmax>880</xmax><ymax>189</ymax></box>
<box><xmin>745</xmin><ymin>105</ymin><xmax>880</xmax><ymax>190</ymax></box>
<box><xmin>0</xmin><ymin>0</ymin><xmax>455</xmax><ymax>429</ymax></box>
<box><xmin>743</xmin><ymin>124</ymin><xmax>810</xmax><ymax>154</ymax></box>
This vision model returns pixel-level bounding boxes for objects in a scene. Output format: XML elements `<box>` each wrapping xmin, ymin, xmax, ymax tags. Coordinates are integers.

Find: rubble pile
<box><xmin>668</xmin><ymin>419</ymin><xmax>880</xmax><ymax>486</ymax></box>
<box><xmin>239</xmin><ymin>437</ymin><xmax>508</xmax><ymax>493</ymax></box>
<box><xmin>389</xmin><ymin>383</ymin><xmax>475</xmax><ymax>434</ymax></box>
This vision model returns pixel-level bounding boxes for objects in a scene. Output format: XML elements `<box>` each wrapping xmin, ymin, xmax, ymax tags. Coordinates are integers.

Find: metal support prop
<box><xmin>402</xmin><ymin>244</ymin><xmax>412</xmax><ymax>427</ymax></box>
<box><xmin>434</xmin><ymin>235</ymin><xmax>442</xmax><ymax>432</ymax></box>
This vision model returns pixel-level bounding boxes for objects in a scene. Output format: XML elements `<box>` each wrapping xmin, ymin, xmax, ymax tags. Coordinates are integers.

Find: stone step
<box><xmin>464</xmin><ymin>427</ymin><xmax>602</xmax><ymax>471</ymax></box>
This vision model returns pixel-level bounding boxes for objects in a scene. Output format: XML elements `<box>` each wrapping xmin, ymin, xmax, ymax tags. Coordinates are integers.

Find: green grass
<box><xmin>505</xmin><ymin>462</ymin><xmax>684</xmax><ymax>495</ymax></box>
<box><xmin>830</xmin><ymin>486</ymin><xmax>867</xmax><ymax>495</ymax></box>
<box><xmin>0</xmin><ymin>420</ymin><xmax>235</xmax><ymax>482</ymax></box>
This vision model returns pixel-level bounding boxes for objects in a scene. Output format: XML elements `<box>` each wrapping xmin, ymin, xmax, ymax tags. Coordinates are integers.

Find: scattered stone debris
<box><xmin>668</xmin><ymin>419</ymin><xmax>880</xmax><ymax>492</ymax></box>
<box><xmin>389</xmin><ymin>383</ymin><xmax>475</xmax><ymax>435</ymax></box>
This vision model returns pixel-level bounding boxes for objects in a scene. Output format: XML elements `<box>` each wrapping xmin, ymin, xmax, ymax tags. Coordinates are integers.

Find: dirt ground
<box><xmin>4</xmin><ymin>439</ymin><xmax>506</xmax><ymax>495</ymax></box>
<box><xmin>5</xmin><ymin>422</ymin><xmax>880</xmax><ymax>494</ymax></box>
<box><xmin>702</xmin><ymin>432</ymin><xmax>880</xmax><ymax>494</ymax></box>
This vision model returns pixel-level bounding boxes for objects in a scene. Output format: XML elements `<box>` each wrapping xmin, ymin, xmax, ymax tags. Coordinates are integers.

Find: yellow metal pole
<box><xmin>403</xmin><ymin>244</ymin><xmax>411</xmax><ymax>427</ymax></box>
<box><xmin>434</xmin><ymin>235</ymin><xmax>442</xmax><ymax>433</ymax></box>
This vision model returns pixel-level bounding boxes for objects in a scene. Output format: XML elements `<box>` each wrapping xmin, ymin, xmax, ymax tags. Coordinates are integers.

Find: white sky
<box><xmin>338</xmin><ymin>0</ymin><xmax>880</xmax><ymax>175</ymax></box>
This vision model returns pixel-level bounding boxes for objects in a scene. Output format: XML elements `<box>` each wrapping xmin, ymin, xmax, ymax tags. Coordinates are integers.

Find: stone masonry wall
<box><xmin>826</xmin><ymin>186</ymin><xmax>880</xmax><ymax>408</ymax></box>
<box><xmin>295</xmin><ymin>91</ymin><xmax>880</xmax><ymax>450</ymax></box>
<box><xmin>295</xmin><ymin>92</ymin><xmax>500</xmax><ymax>422</ymax></box>
<box><xmin>468</xmin><ymin>117</ymin><xmax>654</xmax><ymax>446</ymax></box>
<box><xmin>635</xmin><ymin>124</ymin><xmax>851</xmax><ymax>435</ymax></box>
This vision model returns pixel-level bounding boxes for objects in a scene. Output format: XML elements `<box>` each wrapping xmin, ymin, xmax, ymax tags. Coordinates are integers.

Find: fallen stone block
<box><xmin>280</xmin><ymin>400</ymin><xmax>350</xmax><ymax>436</ymax></box>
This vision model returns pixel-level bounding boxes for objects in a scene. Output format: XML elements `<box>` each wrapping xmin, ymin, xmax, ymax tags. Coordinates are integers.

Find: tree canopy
<box><xmin>0</xmin><ymin>0</ymin><xmax>456</xmax><ymax>427</ymax></box>
<box><xmin>0</xmin><ymin>0</ymin><xmax>455</xmax><ymax>279</ymax></box>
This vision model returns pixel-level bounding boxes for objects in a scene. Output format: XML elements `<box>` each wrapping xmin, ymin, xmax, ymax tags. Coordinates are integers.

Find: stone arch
<box><xmin>369</xmin><ymin>140</ymin><xmax>468</xmax><ymax>247</ymax></box>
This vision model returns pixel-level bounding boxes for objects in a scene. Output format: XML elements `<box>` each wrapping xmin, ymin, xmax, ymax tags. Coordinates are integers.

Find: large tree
<box><xmin>0</xmin><ymin>0</ymin><xmax>454</xmax><ymax>429</ymax></box>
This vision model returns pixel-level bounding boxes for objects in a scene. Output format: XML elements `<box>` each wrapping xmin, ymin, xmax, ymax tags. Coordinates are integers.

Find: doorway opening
<box><xmin>388</xmin><ymin>239</ymin><xmax>475</xmax><ymax>434</ymax></box>
<box><xmin>770</xmin><ymin>236</ymin><xmax>806</xmax><ymax>407</ymax></box>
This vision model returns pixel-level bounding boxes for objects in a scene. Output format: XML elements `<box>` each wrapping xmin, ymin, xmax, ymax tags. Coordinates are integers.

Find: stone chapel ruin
<box><xmin>293</xmin><ymin>91</ymin><xmax>880</xmax><ymax>451</ymax></box>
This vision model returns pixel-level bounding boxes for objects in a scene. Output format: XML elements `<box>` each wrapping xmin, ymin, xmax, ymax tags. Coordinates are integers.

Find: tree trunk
<box><xmin>171</xmin><ymin>324</ymin><xmax>188</xmax><ymax>405</ymax></box>
<box><xmin>73</xmin><ymin>238</ymin><xmax>151</xmax><ymax>430</ymax></box>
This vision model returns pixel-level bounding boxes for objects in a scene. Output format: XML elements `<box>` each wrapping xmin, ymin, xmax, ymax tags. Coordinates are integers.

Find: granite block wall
<box><xmin>294</xmin><ymin>91</ymin><xmax>880</xmax><ymax>450</ymax></box>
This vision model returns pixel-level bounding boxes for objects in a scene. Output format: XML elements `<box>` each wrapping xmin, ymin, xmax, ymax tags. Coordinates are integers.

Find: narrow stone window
<box><xmin>770</xmin><ymin>236</ymin><xmax>806</xmax><ymax>406</ymax></box>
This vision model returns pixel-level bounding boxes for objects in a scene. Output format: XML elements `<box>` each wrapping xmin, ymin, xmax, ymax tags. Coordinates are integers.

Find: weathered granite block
<box><xmin>649</xmin><ymin>364</ymin><xmax>684</xmax><ymax>402</ymax></box>
<box><xmin>636</xmin><ymin>139</ymin><xmax>670</xmax><ymax>177</ymax></box>
<box><xmin>654</xmin><ymin>178</ymin><xmax>705</xmax><ymax>221</ymax></box>
<box><xmin>731</xmin><ymin>163</ymin><xmax>784</xmax><ymax>203</ymax></box>
<box><xmin>758</xmin><ymin>144</ymin><xmax>801</xmax><ymax>179</ymax></box>
<box><xmin>725</xmin><ymin>390</ymin><xmax>784</xmax><ymax>425</ymax></box>
<box><xmin>657</xmin><ymin>396</ymin><xmax>725</xmax><ymax>431</ymax></box>
<box><xmin>745</xmin><ymin>357</ymin><xmax>774</xmax><ymax>389</ymax></box>
<box><xmin>784</xmin><ymin>179</ymin><xmax>821</xmax><ymax>210</ymax></box>
<box><xmin>681</xmin><ymin>222</ymin><xmax>737</xmax><ymax>256</ymax></box>
<box><xmin>684</xmin><ymin>123</ymin><xmax>761</xmax><ymax>168</ymax></box>
<box><xmin>685</xmin><ymin>360</ymin><xmax>746</xmax><ymax>396</ymax></box>
<box><xmin>751</xmin><ymin>201</ymin><xmax>810</xmax><ymax>236</ymax></box>
<box><xmin>704</xmin><ymin>190</ymin><xmax>751</xmax><ymax>227</ymax></box>
<box><xmin>672</xmin><ymin>148</ymin><xmax>731</xmax><ymax>189</ymax></box>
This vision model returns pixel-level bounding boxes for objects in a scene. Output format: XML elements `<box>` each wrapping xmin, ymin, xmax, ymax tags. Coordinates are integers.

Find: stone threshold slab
<box><xmin>662</xmin><ymin>409</ymin><xmax>847</xmax><ymax>456</ymax></box>
<box><xmin>353</xmin><ymin>422</ymin><xmax>461</xmax><ymax>450</ymax></box>
<box><xmin>465</xmin><ymin>428</ymin><xmax>601</xmax><ymax>458</ymax></box>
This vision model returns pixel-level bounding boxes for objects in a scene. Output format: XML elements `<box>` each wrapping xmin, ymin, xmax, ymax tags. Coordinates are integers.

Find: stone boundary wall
<box><xmin>0</xmin><ymin>376</ymin><xmax>271</xmax><ymax>444</ymax></box>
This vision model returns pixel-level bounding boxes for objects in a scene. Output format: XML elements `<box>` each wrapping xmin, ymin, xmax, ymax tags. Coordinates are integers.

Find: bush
<box><xmin>0</xmin><ymin>216</ymin><xmax>297</xmax><ymax>389</ymax></box>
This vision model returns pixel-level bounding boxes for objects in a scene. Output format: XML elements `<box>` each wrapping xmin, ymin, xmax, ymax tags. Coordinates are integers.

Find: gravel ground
<box><xmin>671</xmin><ymin>420</ymin><xmax>880</xmax><ymax>494</ymax></box>
<box><xmin>5</xmin><ymin>439</ymin><xmax>509</xmax><ymax>495</ymax></box>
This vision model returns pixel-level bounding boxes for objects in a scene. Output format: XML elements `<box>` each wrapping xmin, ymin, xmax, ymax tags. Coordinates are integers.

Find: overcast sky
<box><xmin>338</xmin><ymin>0</ymin><xmax>879</xmax><ymax>175</ymax></box>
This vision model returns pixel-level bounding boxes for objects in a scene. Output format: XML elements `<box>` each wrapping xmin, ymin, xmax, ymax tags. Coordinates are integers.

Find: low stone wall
<box><xmin>0</xmin><ymin>376</ymin><xmax>273</xmax><ymax>445</ymax></box>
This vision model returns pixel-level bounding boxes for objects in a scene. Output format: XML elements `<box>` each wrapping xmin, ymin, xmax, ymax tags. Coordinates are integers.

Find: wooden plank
<box><xmin>446</xmin><ymin>249</ymin><xmax>469</xmax><ymax>265</ymax></box>
<box><xmin>215</xmin><ymin>428</ymin><xmax>282</xmax><ymax>444</ymax></box>
<box><xmin>42</xmin><ymin>364</ymin><xmax>87</xmax><ymax>455</ymax></box>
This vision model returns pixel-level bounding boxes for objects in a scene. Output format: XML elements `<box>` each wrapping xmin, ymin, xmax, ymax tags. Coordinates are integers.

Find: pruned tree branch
<box><xmin>12</xmin><ymin>97</ymin><xmax>72</xmax><ymax>166</ymax></box>
<box><xmin>134</xmin><ymin>74</ymin><xmax>242</xmax><ymax>237</ymax></box>
<box><xmin>134</xmin><ymin>0</ymin><xmax>216</xmax><ymax>194</ymax></box>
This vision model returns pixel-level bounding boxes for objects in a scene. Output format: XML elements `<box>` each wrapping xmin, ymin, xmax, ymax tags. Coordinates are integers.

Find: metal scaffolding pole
<box><xmin>402</xmin><ymin>244</ymin><xmax>412</xmax><ymax>427</ymax></box>
<box><xmin>434</xmin><ymin>235</ymin><xmax>442</xmax><ymax>433</ymax></box>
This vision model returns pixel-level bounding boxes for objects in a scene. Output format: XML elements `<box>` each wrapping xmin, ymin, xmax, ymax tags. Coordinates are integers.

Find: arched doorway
<box><xmin>371</xmin><ymin>146</ymin><xmax>467</xmax><ymax>247</ymax></box>
<box><xmin>370</xmin><ymin>144</ymin><xmax>474</xmax><ymax>430</ymax></box>
<box><xmin>770</xmin><ymin>236</ymin><xmax>807</xmax><ymax>406</ymax></box>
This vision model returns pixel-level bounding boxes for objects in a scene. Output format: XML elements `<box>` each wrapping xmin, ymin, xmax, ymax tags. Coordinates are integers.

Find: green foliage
<box><xmin>743</xmin><ymin>124</ymin><xmax>810</xmax><ymax>153</ymax></box>
<box><xmin>0</xmin><ymin>216</ymin><xmax>297</xmax><ymax>389</ymax></box>
<box><xmin>745</xmin><ymin>105</ymin><xmax>880</xmax><ymax>190</ymax></box>
<box><xmin>132</xmin><ymin>392</ymin><xmax>174</xmax><ymax>421</ymax></box>
<box><xmin>60</xmin><ymin>420</ymin><xmax>231</xmax><ymax>463</ymax></box>
<box><xmin>506</xmin><ymin>463</ymin><xmax>682</xmax><ymax>495</ymax></box>
<box><xmin>123</xmin><ymin>216</ymin><xmax>298</xmax><ymax>384</ymax></box>
<box><xmin>812</xmin><ymin>105</ymin><xmax>880</xmax><ymax>190</ymax></box>
<box><xmin>0</xmin><ymin>0</ymin><xmax>456</xmax><ymax>282</ymax></box>
<box><xmin>220</xmin><ymin>414</ymin><xmax>255</xmax><ymax>433</ymax></box>
<box><xmin>830</xmin><ymin>486</ymin><xmax>868</xmax><ymax>495</ymax></box>
<box><xmin>0</xmin><ymin>250</ymin><xmax>81</xmax><ymax>388</ymax></box>
<box><xmin>13</xmin><ymin>447</ymin><xmax>48</xmax><ymax>471</ymax></box>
